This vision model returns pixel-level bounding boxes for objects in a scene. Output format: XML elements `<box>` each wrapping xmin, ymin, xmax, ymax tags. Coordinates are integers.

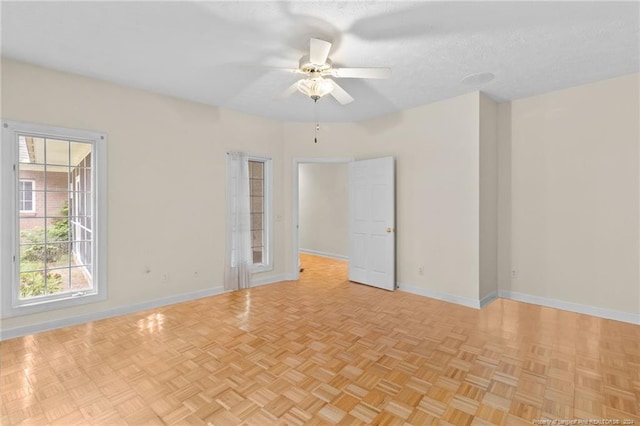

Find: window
<box><xmin>248</xmin><ymin>157</ymin><xmax>272</xmax><ymax>271</ymax></box>
<box><xmin>19</xmin><ymin>180</ymin><xmax>35</xmax><ymax>212</ymax></box>
<box><xmin>1</xmin><ymin>120</ymin><xmax>107</xmax><ymax>317</ymax></box>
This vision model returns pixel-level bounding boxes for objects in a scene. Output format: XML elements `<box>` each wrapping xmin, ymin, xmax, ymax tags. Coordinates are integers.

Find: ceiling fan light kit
<box><xmin>297</xmin><ymin>77</ymin><xmax>334</xmax><ymax>101</ymax></box>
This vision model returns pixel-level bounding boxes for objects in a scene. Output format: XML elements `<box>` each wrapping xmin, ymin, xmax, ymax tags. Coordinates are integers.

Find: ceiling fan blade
<box><xmin>264</xmin><ymin>67</ymin><xmax>303</xmax><ymax>74</ymax></box>
<box><xmin>281</xmin><ymin>81</ymin><xmax>300</xmax><ymax>98</ymax></box>
<box><xmin>309</xmin><ymin>38</ymin><xmax>332</xmax><ymax>65</ymax></box>
<box><xmin>328</xmin><ymin>80</ymin><xmax>354</xmax><ymax>105</ymax></box>
<box><xmin>329</xmin><ymin>67</ymin><xmax>392</xmax><ymax>79</ymax></box>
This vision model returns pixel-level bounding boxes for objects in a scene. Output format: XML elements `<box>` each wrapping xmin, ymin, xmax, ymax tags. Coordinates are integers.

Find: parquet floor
<box><xmin>1</xmin><ymin>254</ymin><xmax>639</xmax><ymax>425</ymax></box>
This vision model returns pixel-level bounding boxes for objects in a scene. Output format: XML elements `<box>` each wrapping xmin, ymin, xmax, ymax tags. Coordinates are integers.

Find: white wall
<box><xmin>284</xmin><ymin>92</ymin><xmax>482</xmax><ymax>303</ymax></box>
<box><xmin>509</xmin><ymin>73</ymin><xmax>639</xmax><ymax>317</ymax></box>
<box><xmin>299</xmin><ymin>163</ymin><xmax>349</xmax><ymax>259</ymax></box>
<box><xmin>0</xmin><ymin>59</ymin><xmax>286</xmax><ymax>332</ymax></box>
<box><xmin>479</xmin><ymin>94</ymin><xmax>499</xmax><ymax>301</ymax></box>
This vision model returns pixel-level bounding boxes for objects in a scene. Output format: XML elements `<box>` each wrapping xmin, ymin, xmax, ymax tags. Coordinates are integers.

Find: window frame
<box><xmin>1</xmin><ymin>120</ymin><xmax>108</xmax><ymax>318</ymax></box>
<box><xmin>247</xmin><ymin>155</ymin><xmax>273</xmax><ymax>273</ymax></box>
<box><xmin>18</xmin><ymin>179</ymin><xmax>36</xmax><ymax>213</ymax></box>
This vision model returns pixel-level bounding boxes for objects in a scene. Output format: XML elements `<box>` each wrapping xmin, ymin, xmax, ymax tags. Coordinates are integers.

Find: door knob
<box><xmin>386</xmin><ymin>227</ymin><xmax>393</xmax><ymax>233</ymax></box>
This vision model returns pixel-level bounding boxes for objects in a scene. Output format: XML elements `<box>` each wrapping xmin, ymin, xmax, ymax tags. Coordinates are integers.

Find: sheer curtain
<box><xmin>224</xmin><ymin>151</ymin><xmax>252</xmax><ymax>291</ymax></box>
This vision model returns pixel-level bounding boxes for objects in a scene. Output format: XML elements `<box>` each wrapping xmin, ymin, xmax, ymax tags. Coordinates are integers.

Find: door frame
<box><xmin>291</xmin><ymin>157</ymin><xmax>354</xmax><ymax>281</ymax></box>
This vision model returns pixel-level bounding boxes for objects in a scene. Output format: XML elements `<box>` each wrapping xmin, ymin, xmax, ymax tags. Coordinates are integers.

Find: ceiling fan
<box><xmin>280</xmin><ymin>38</ymin><xmax>391</xmax><ymax>105</ymax></box>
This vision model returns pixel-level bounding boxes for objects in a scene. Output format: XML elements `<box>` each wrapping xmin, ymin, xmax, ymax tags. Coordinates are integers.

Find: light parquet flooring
<box><xmin>1</xmin><ymin>254</ymin><xmax>639</xmax><ymax>425</ymax></box>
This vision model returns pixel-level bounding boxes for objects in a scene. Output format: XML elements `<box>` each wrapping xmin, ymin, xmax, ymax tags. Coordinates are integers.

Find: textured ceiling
<box><xmin>2</xmin><ymin>1</ymin><xmax>639</xmax><ymax>122</ymax></box>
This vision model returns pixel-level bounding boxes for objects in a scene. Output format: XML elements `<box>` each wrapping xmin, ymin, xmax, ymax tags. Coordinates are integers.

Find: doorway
<box><xmin>291</xmin><ymin>157</ymin><xmax>353</xmax><ymax>281</ymax></box>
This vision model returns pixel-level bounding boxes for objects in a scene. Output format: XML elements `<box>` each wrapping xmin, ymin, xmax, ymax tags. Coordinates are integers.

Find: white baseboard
<box><xmin>4</xmin><ymin>281</ymin><xmax>635</xmax><ymax>341</ymax></box>
<box><xmin>1</xmin><ymin>275</ymin><xmax>292</xmax><ymax>341</ymax></box>
<box><xmin>251</xmin><ymin>275</ymin><xmax>288</xmax><ymax>288</ymax></box>
<box><xmin>480</xmin><ymin>291</ymin><xmax>498</xmax><ymax>308</ymax></box>
<box><xmin>0</xmin><ymin>287</ymin><xmax>227</xmax><ymax>341</ymax></box>
<box><xmin>396</xmin><ymin>285</ymin><xmax>638</xmax><ymax>325</ymax></box>
<box><xmin>498</xmin><ymin>290</ymin><xmax>640</xmax><ymax>325</ymax></box>
<box><xmin>398</xmin><ymin>283</ymin><xmax>481</xmax><ymax>309</ymax></box>
<box><xmin>300</xmin><ymin>248</ymin><xmax>348</xmax><ymax>261</ymax></box>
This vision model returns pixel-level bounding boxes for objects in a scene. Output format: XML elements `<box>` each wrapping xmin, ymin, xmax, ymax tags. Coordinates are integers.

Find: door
<box><xmin>348</xmin><ymin>157</ymin><xmax>395</xmax><ymax>290</ymax></box>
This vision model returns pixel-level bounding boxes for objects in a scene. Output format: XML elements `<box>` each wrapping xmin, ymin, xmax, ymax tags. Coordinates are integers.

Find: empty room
<box><xmin>1</xmin><ymin>1</ymin><xmax>639</xmax><ymax>425</ymax></box>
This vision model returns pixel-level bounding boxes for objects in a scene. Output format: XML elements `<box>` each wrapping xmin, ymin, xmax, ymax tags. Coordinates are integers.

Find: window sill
<box><xmin>252</xmin><ymin>264</ymin><xmax>273</xmax><ymax>274</ymax></box>
<box><xmin>1</xmin><ymin>290</ymin><xmax>107</xmax><ymax>319</ymax></box>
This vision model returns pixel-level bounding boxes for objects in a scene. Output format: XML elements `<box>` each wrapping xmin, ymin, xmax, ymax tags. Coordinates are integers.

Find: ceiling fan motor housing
<box><xmin>299</xmin><ymin>55</ymin><xmax>332</xmax><ymax>73</ymax></box>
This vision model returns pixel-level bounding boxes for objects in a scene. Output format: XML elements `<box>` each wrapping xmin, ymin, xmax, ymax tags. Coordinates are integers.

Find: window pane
<box><xmin>46</xmin><ymin>243</ymin><xmax>70</xmax><ymax>268</ymax></box>
<box><xmin>249</xmin><ymin>161</ymin><xmax>263</xmax><ymax>179</ymax></box>
<box><xmin>252</xmin><ymin>230</ymin><xmax>263</xmax><ymax>247</ymax></box>
<box><xmin>86</xmin><ymin>192</ymin><xmax>93</xmax><ymax>217</ymax></box>
<box><xmin>20</xmin><ymin>245</ymin><xmax>45</xmax><ymax>271</ymax></box>
<box><xmin>250</xmin><ymin>196</ymin><xmax>263</xmax><ymax>214</ymax></box>
<box><xmin>19</xmin><ymin>137</ymin><xmax>44</xmax><ymax>165</ymax></box>
<box><xmin>250</xmin><ymin>179</ymin><xmax>263</xmax><ymax>196</ymax></box>
<box><xmin>251</xmin><ymin>213</ymin><xmax>263</xmax><ymax>231</ymax></box>
<box><xmin>45</xmin><ymin>138</ymin><xmax>70</xmax><ymax>166</ymax></box>
<box><xmin>71</xmin><ymin>241</ymin><xmax>92</xmax><ymax>266</ymax></box>
<box><xmin>70</xmin><ymin>192</ymin><xmax>92</xmax><ymax>217</ymax></box>
<box><xmin>20</xmin><ymin>218</ymin><xmax>45</xmax><ymax>244</ymax></box>
<box><xmin>70</xmin><ymin>168</ymin><xmax>92</xmax><ymax>193</ymax></box>
<box><xmin>19</xmin><ymin>164</ymin><xmax>44</xmax><ymax>184</ymax></box>
<box><xmin>19</xmin><ymin>271</ymin><xmax>48</xmax><ymax>299</ymax></box>
<box><xmin>70</xmin><ymin>266</ymin><xmax>92</xmax><ymax>291</ymax></box>
<box><xmin>45</xmin><ymin>169</ymin><xmax>71</xmax><ymax>191</ymax></box>
<box><xmin>70</xmin><ymin>217</ymin><xmax>80</xmax><ymax>241</ymax></box>
<box><xmin>46</xmin><ymin>191</ymin><xmax>70</xmax><ymax>218</ymax></box>
<box><xmin>70</xmin><ymin>142</ymin><xmax>92</xmax><ymax>168</ymax></box>
<box><xmin>48</xmin><ymin>217</ymin><xmax>71</xmax><ymax>244</ymax></box>
<box><xmin>252</xmin><ymin>250</ymin><xmax>263</xmax><ymax>264</ymax></box>
<box><xmin>18</xmin><ymin>269</ymin><xmax>68</xmax><ymax>299</ymax></box>
<box><xmin>44</xmin><ymin>270</ymin><xmax>67</xmax><ymax>296</ymax></box>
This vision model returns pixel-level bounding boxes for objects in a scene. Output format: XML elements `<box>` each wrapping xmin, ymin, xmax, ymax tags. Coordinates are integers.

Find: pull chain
<box><xmin>314</xmin><ymin>99</ymin><xmax>319</xmax><ymax>143</ymax></box>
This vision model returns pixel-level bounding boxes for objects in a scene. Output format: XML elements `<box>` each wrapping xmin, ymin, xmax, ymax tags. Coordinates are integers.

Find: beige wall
<box><xmin>284</xmin><ymin>92</ymin><xmax>482</xmax><ymax>301</ymax></box>
<box><xmin>299</xmin><ymin>163</ymin><xmax>349</xmax><ymax>258</ymax></box>
<box><xmin>2</xmin><ymin>57</ymin><xmax>637</xmax><ymax>333</ymax></box>
<box><xmin>508</xmin><ymin>73</ymin><xmax>639</xmax><ymax>315</ymax></box>
<box><xmin>479</xmin><ymin>94</ymin><xmax>499</xmax><ymax>300</ymax></box>
<box><xmin>497</xmin><ymin>102</ymin><xmax>512</xmax><ymax>292</ymax></box>
<box><xmin>1</xmin><ymin>59</ymin><xmax>285</xmax><ymax>330</ymax></box>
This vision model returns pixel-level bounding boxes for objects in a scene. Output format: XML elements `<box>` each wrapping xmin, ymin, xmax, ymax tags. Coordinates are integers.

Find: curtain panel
<box><xmin>224</xmin><ymin>151</ymin><xmax>252</xmax><ymax>291</ymax></box>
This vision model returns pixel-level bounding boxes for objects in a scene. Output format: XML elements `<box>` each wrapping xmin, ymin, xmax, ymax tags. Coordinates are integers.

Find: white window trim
<box><xmin>1</xmin><ymin>120</ymin><xmax>108</xmax><ymax>318</ymax></box>
<box><xmin>19</xmin><ymin>179</ymin><xmax>36</xmax><ymax>213</ymax></box>
<box><xmin>248</xmin><ymin>155</ymin><xmax>273</xmax><ymax>273</ymax></box>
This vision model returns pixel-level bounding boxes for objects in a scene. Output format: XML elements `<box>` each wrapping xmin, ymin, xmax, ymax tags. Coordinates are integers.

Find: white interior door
<box><xmin>348</xmin><ymin>157</ymin><xmax>395</xmax><ymax>290</ymax></box>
